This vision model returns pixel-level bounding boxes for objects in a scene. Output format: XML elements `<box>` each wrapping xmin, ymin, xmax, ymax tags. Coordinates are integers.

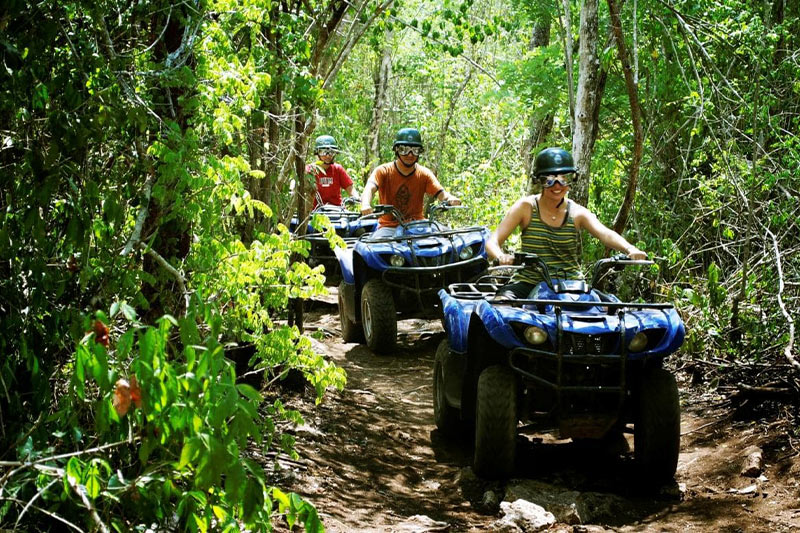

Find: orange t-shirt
<box><xmin>368</xmin><ymin>162</ymin><xmax>443</xmax><ymax>227</ymax></box>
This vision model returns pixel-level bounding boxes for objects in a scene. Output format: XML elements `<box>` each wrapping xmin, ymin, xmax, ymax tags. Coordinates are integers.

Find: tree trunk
<box><xmin>288</xmin><ymin>112</ymin><xmax>312</xmax><ymax>331</ymax></box>
<box><xmin>138</xmin><ymin>6</ymin><xmax>195</xmax><ymax>320</ymax></box>
<box><xmin>433</xmin><ymin>66</ymin><xmax>473</xmax><ymax>177</ymax></box>
<box><xmin>561</xmin><ymin>0</ymin><xmax>575</xmax><ymax>135</ymax></box>
<box><xmin>310</xmin><ymin>1</ymin><xmax>349</xmax><ymax>80</ymax></box>
<box><xmin>522</xmin><ymin>18</ymin><xmax>554</xmax><ymax>193</ymax></box>
<box><xmin>264</xmin><ymin>13</ymin><xmax>283</xmax><ymax>219</ymax></box>
<box><xmin>571</xmin><ymin>0</ymin><xmax>601</xmax><ymax>207</ymax></box>
<box><xmin>365</xmin><ymin>38</ymin><xmax>393</xmax><ymax>182</ymax></box>
<box><xmin>608</xmin><ymin>0</ymin><xmax>644</xmax><ymax>235</ymax></box>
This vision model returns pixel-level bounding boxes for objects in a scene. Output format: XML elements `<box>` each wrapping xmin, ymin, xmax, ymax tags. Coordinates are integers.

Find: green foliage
<box><xmin>1</xmin><ymin>298</ymin><xmax>324</xmax><ymax>531</ymax></box>
<box><xmin>1</xmin><ymin>0</ymin><xmax>349</xmax><ymax>530</ymax></box>
<box><xmin>2</xmin><ymin>0</ymin><xmax>799</xmax><ymax>527</ymax></box>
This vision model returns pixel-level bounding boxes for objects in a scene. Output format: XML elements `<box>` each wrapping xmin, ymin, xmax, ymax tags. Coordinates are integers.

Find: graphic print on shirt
<box><xmin>319</xmin><ymin>176</ymin><xmax>333</xmax><ymax>187</ymax></box>
<box><xmin>395</xmin><ymin>184</ymin><xmax>411</xmax><ymax>219</ymax></box>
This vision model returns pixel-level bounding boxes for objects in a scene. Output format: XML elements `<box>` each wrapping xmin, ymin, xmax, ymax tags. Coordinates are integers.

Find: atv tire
<box><xmin>474</xmin><ymin>365</ymin><xmax>517</xmax><ymax>479</ymax></box>
<box><xmin>361</xmin><ymin>279</ymin><xmax>396</xmax><ymax>354</ymax></box>
<box><xmin>634</xmin><ymin>367</ymin><xmax>680</xmax><ymax>485</ymax></box>
<box><xmin>433</xmin><ymin>339</ymin><xmax>461</xmax><ymax>435</ymax></box>
<box><xmin>338</xmin><ymin>281</ymin><xmax>364</xmax><ymax>343</ymax></box>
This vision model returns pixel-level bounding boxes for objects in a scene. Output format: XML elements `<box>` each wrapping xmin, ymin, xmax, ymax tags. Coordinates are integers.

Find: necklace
<box><xmin>549</xmin><ymin>197</ymin><xmax>565</xmax><ymax>221</ymax></box>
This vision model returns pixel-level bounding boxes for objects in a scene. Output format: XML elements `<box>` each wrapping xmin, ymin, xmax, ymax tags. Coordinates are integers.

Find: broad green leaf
<box><xmin>179</xmin><ymin>437</ymin><xmax>201</xmax><ymax>469</ymax></box>
<box><xmin>85</xmin><ymin>463</ymin><xmax>102</xmax><ymax>499</ymax></box>
<box><xmin>236</xmin><ymin>383</ymin><xmax>261</xmax><ymax>402</ymax></box>
<box><xmin>121</xmin><ymin>302</ymin><xmax>137</xmax><ymax>321</ymax></box>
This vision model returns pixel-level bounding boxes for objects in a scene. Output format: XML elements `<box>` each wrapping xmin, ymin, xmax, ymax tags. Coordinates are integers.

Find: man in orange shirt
<box><xmin>360</xmin><ymin>128</ymin><xmax>460</xmax><ymax>239</ymax></box>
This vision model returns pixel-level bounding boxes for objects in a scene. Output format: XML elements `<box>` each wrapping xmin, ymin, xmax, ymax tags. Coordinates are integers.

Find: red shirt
<box><xmin>307</xmin><ymin>162</ymin><xmax>354</xmax><ymax>208</ymax></box>
<box><xmin>368</xmin><ymin>162</ymin><xmax>443</xmax><ymax>227</ymax></box>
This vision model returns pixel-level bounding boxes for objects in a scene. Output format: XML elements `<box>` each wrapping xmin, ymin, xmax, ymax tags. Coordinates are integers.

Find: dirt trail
<box><xmin>270</xmin><ymin>298</ymin><xmax>800</xmax><ymax>532</ymax></box>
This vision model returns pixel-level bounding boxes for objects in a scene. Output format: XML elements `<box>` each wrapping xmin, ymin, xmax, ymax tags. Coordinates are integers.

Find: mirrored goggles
<box><xmin>542</xmin><ymin>174</ymin><xmax>571</xmax><ymax>188</ymax></box>
<box><xmin>395</xmin><ymin>145</ymin><xmax>424</xmax><ymax>156</ymax></box>
<box><xmin>317</xmin><ymin>148</ymin><xmax>338</xmax><ymax>156</ymax></box>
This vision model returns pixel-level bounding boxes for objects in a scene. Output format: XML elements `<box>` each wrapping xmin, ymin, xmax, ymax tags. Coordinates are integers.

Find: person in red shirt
<box><xmin>360</xmin><ymin>128</ymin><xmax>460</xmax><ymax>239</ymax></box>
<box><xmin>307</xmin><ymin>135</ymin><xmax>358</xmax><ymax>209</ymax></box>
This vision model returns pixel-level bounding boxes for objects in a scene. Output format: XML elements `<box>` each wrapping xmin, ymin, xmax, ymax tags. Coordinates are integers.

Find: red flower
<box><xmin>113</xmin><ymin>379</ymin><xmax>131</xmax><ymax>416</ymax></box>
<box><xmin>130</xmin><ymin>375</ymin><xmax>142</xmax><ymax>408</ymax></box>
<box><xmin>92</xmin><ymin>320</ymin><xmax>110</xmax><ymax>347</ymax></box>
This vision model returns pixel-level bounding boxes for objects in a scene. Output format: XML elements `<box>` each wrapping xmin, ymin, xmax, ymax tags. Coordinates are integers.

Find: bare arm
<box><xmin>344</xmin><ymin>184</ymin><xmax>358</xmax><ymax>198</ymax></box>
<box><xmin>487</xmin><ymin>198</ymin><xmax>532</xmax><ymax>265</ymax></box>
<box><xmin>360</xmin><ymin>180</ymin><xmax>378</xmax><ymax>215</ymax></box>
<box><xmin>435</xmin><ymin>189</ymin><xmax>461</xmax><ymax>205</ymax></box>
<box><xmin>573</xmin><ymin>206</ymin><xmax>646</xmax><ymax>259</ymax></box>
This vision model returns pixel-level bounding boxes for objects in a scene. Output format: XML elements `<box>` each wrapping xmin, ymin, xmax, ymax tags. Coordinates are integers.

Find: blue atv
<box><xmin>434</xmin><ymin>252</ymin><xmax>685</xmax><ymax>483</ymax></box>
<box><xmin>336</xmin><ymin>203</ymin><xmax>491</xmax><ymax>354</ymax></box>
<box><xmin>291</xmin><ymin>198</ymin><xmax>379</xmax><ymax>284</ymax></box>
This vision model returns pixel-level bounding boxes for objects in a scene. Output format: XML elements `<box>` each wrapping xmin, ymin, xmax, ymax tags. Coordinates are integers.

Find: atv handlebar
<box><xmin>490</xmin><ymin>252</ymin><xmax>654</xmax><ymax>291</ymax></box>
<box><xmin>370</xmin><ymin>204</ymin><xmax>404</xmax><ymax>221</ymax></box>
<box><xmin>368</xmin><ymin>203</ymin><xmax>466</xmax><ymax>226</ymax></box>
<box><xmin>487</xmin><ymin>253</ymin><xmax>556</xmax><ymax>290</ymax></box>
<box><xmin>590</xmin><ymin>254</ymin><xmax>653</xmax><ymax>288</ymax></box>
<box><xmin>426</xmin><ymin>201</ymin><xmax>466</xmax><ymax>220</ymax></box>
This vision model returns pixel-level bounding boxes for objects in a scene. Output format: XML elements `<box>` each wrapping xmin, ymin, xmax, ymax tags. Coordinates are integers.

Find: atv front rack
<box><xmin>300</xmin><ymin>233</ymin><xmax>360</xmax><ymax>245</ymax></box>
<box><xmin>381</xmin><ymin>256</ymin><xmax>489</xmax><ymax>295</ymax></box>
<box><xmin>446</xmin><ymin>281</ymin><xmax>674</xmax><ymax>311</ymax></box>
<box><xmin>362</xmin><ymin>225</ymin><xmax>488</xmax><ymax>244</ymax></box>
<box><xmin>490</xmin><ymin>298</ymin><xmax>674</xmax><ymax>310</ymax></box>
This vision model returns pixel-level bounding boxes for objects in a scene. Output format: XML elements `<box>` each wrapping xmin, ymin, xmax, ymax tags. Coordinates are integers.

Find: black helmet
<box><xmin>533</xmin><ymin>147</ymin><xmax>576</xmax><ymax>176</ymax></box>
<box><xmin>314</xmin><ymin>135</ymin><xmax>338</xmax><ymax>152</ymax></box>
<box><xmin>392</xmin><ymin>127</ymin><xmax>423</xmax><ymax>148</ymax></box>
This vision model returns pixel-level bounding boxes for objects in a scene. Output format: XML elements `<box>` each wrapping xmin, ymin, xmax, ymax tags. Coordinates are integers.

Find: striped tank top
<box><xmin>514</xmin><ymin>197</ymin><xmax>581</xmax><ymax>284</ymax></box>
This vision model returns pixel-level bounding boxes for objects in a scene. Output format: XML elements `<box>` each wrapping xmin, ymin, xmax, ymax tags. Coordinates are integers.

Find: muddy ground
<box><xmin>266</xmin><ymin>296</ymin><xmax>800</xmax><ymax>532</ymax></box>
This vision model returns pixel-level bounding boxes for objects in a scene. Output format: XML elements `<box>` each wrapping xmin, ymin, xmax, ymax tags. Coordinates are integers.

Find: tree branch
<box><xmin>608</xmin><ymin>0</ymin><xmax>644</xmax><ymax>235</ymax></box>
<box><xmin>121</xmin><ymin>178</ymin><xmax>153</xmax><ymax>257</ymax></box>
<box><xmin>322</xmin><ymin>0</ymin><xmax>396</xmax><ymax>90</ymax></box>
<box><xmin>561</xmin><ymin>0</ymin><xmax>575</xmax><ymax>134</ymax></box>
<box><xmin>767</xmin><ymin>228</ymin><xmax>798</xmax><ymax>371</ymax></box>
<box><xmin>67</xmin><ymin>474</ymin><xmax>110</xmax><ymax>533</ymax></box>
<box><xmin>385</xmin><ymin>12</ymin><xmax>501</xmax><ymax>87</ymax></box>
<box><xmin>139</xmin><ymin>243</ymin><xmax>191</xmax><ymax>313</ymax></box>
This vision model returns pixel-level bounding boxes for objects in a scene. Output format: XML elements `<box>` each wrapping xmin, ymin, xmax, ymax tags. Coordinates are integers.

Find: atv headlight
<box><xmin>628</xmin><ymin>331</ymin><xmax>648</xmax><ymax>352</ymax></box>
<box><xmin>523</xmin><ymin>326</ymin><xmax>548</xmax><ymax>345</ymax></box>
<box><xmin>459</xmin><ymin>246</ymin><xmax>474</xmax><ymax>260</ymax></box>
<box><xmin>389</xmin><ymin>254</ymin><xmax>405</xmax><ymax>267</ymax></box>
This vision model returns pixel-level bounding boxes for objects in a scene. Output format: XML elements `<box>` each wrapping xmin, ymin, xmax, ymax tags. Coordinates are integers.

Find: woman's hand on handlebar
<box><xmin>626</xmin><ymin>247</ymin><xmax>647</xmax><ymax>260</ymax></box>
<box><xmin>493</xmin><ymin>252</ymin><xmax>515</xmax><ymax>266</ymax></box>
<box><xmin>361</xmin><ymin>206</ymin><xmax>374</xmax><ymax>216</ymax></box>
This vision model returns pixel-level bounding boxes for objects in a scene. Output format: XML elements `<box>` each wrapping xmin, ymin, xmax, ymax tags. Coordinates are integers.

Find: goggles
<box><xmin>395</xmin><ymin>145</ymin><xmax>424</xmax><ymax>156</ymax></box>
<box><xmin>317</xmin><ymin>148</ymin><xmax>338</xmax><ymax>156</ymax></box>
<box><xmin>542</xmin><ymin>174</ymin><xmax>572</xmax><ymax>188</ymax></box>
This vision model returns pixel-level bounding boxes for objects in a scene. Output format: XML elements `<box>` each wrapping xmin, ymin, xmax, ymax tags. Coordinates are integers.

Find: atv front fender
<box><xmin>474</xmin><ymin>300</ymin><xmax>521</xmax><ymax>349</ymax></box>
<box><xmin>439</xmin><ymin>292</ymin><xmax>522</xmax><ymax>353</ymax></box>
<box><xmin>440</xmin><ymin>290</ymin><xmax>472</xmax><ymax>352</ymax></box>
<box><xmin>335</xmin><ymin>246</ymin><xmax>355</xmax><ymax>284</ymax></box>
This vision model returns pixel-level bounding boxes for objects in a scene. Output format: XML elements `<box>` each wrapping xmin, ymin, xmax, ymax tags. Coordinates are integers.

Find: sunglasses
<box><xmin>542</xmin><ymin>174</ymin><xmax>572</xmax><ymax>188</ymax></box>
<box><xmin>317</xmin><ymin>148</ymin><xmax>337</xmax><ymax>156</ymax></box>
<box><xmin>395</xmin><ymin>145</ymin><xmax>424</xmax><ymax>156</ymax></box>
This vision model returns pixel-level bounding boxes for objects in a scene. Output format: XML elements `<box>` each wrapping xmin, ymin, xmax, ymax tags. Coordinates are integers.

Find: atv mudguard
<box><xmin>335</xmin><ymin>246</ymin><xmax>356</xmax><ymax>285</ymax></box>
<box><xmin>440</xmin><ymin>291</ymin><xmax>528</xmax><ymax>353</ymax></box>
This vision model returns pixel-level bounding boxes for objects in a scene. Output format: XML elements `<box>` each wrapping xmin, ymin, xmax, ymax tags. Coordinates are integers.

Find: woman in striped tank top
<box><xmin>485</xmin><ymin>147</ymin><xmax>646</xmax><ymax>299</ymax></box>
